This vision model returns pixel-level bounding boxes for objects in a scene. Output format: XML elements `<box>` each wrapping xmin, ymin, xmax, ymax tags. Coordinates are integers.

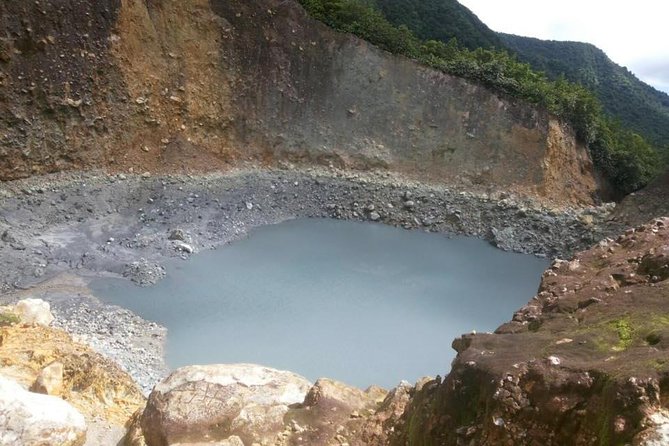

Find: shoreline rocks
<box><xmin>0</xmin><ymin>167</ymin><xmax>648</xmax><ymax>445</ymax></box>
<box><xmin>391</xmin><ymin>218</ymin><xmax>669</xmax><ymax>445</ymax></box>
<box><xmin>138</xmin><ymin>364</ymin><xmax>312</xmax><ymax>446</ymax></box>
<box><xmin>0</xmin><ymin>168</ymin><xmax>620</xmax><ymax>395</ymax></box>
<box><xmin>0</xmin><ymin>168</ymin><xmax>619</xmax><ymax>291</ymax></box>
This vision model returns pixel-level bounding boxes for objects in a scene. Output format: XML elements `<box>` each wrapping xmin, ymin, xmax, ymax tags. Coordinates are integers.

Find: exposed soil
<box><xmin>0</xmin><ymin>0</ymin><xmax>602</xmax><ymax>205</ymax></box>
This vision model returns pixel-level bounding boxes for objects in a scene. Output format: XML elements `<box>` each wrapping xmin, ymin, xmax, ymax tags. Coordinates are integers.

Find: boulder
<box><xmin>15</xmin><ymin>298</ymin><xmax>54</xmax><ymax>326</ymax></box>
<box><xmin>168</xmin><ymin>229</ymin><xmax>186</xmax><ymax>241</ymax></box>
<box><xmin>0</xmin><ymin>375</ymin><xmax>87</xmax><ymax>445</ymax></box>
<box><xmin>30</xmin><ymin>361</ymin><xmax>64</xmax><ymax>396</ymax></box>
<box><xmin>304</xmin><ymin>378</ymin><xmax>386</xmax><ymax>413</ymax></box>
<box><xmin>140</xmin><ymin>364</ymin><xmax>311</xmax><ymax>446</ymax></box>
<box><xmin>282</xmin><ymin>378</ymin><xmax>388</xmax><ymax>445</ymax></box>
<box><xmin>174</xmin><ymin>242</ymin><xmax>194</xmax><ymax>254</ymax></box>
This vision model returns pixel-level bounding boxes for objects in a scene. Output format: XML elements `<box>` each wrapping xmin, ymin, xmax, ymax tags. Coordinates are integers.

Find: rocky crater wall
<box><xmin>1</xmin><ymin>0</ymin><xmax>599</xmax><ymax>205</ymax></box>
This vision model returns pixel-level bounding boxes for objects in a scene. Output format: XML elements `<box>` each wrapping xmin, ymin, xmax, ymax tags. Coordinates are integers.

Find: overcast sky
<box><xmin>458</xmin><ymin>0</ymin><xmax>669</xmax><ymax>94</ymax></box>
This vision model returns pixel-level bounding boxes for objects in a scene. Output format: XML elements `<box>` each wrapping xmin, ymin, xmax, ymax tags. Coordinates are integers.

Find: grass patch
<box><xmin>0</xmin><ymin>311</ymin><xmax>19</xmax><ymax>327</ymax></box>
<box><xmin>610</xmin><ymin>318</ymin><xmax>634</xmax><ymax>352</ymax></box>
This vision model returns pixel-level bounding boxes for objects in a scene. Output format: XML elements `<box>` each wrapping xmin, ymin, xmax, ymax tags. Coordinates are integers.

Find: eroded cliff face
<box><xmin>0</xmin><ymin>0</ymin><xmax>599</xmax><ymax>205</ymax></box>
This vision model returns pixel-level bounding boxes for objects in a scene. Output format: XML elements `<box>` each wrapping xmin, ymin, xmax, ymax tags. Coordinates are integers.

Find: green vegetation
<box><xmin>610</xmin><ymin>318</ymin><xmax>634</xmax><ymax>352</ymax></box>
<box><xmin>374</xmin><ymin>0</ymin><xmax>502</xmax><ymax>50</ymax></box>
<box><xmin>500</xmin><ymin>34</ymin><xmax>669</xmax><ymax>149</ymax></box>
<box><xmin>297</xmin><ymin>0</ymin><xmax>661</xmax><ymax>197</ymax></box>
<box><xmin>0</xmin><ymin>311</ymin><xmax>19</xmax><ymax>327</ymax></box>
<box><xmin>368</xmin><ymin>1</ymin><xmax>669</xmax><ymax>152</ymax></box>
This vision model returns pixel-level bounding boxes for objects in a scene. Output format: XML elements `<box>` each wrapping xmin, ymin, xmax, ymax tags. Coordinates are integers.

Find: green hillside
<box><xmin>374</xmin><ymin>0</ymin><xmax>502</xmax><ymax>49</ymax></box>
<box><xmin>500</xmin><ymin>34</ymin><xmax>669</xmax><ymax>148</ymax></box>
<box><xmin>371</xmin><ymin>0</ymin><xmax>669</xmax><ymax>150</ymax></box>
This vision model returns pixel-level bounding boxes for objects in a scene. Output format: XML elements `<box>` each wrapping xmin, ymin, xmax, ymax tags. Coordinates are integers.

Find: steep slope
<box><xmin>390</xmin><ymin>217</ymin><xmax>669</xmax><ymax>445</ymax></box>
<box><xmin>614</xmin><ymin>167</ymin><xmax>669</xmax><ymax>227</ymax></box>
<box><xmin>0</xmin><ymin>0</ymin><xmax>600</xmax><ymax>205</ymax></box>
<box><xmin>501</xmin><ymin>34</ymin><xmax>669</xmax><ymax>148</ymax></box>
<box><xmin>374</xmin><ymin>0</ymin><xmax>502</xmax><ymax>49</ymax></box>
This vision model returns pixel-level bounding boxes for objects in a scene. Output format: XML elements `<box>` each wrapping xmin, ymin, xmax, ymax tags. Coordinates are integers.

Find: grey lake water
<box><xmin>91</xmin><ymin>218</ymin><xmax>549</xmax><ymax>388</ymax></box>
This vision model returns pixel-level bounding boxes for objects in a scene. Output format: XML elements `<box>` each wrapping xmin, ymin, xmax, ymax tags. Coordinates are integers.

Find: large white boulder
<box><xmin>140</xmin><ymin>364</ymin><xmax>311</xmax><ymax>446</ymax></box>
<box><xmin>0</xmin><ymin>375</ymin><xmax>87</xmax><ymax>445</ymax></box>
<box><xmin>14</xmin><ymin>298</ymin><xmax>54</xmax><ymax>326</ymax></box>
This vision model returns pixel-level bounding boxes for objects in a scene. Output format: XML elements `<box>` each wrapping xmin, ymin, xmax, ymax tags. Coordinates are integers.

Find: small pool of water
<box><xmin>91</xmin><ymin>218</ymin><xmax>548</xmax><ymax>388</ymax></box>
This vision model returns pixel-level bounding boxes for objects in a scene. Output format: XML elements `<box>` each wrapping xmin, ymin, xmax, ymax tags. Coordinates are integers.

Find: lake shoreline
<box><xmin>0</xmin><ymin>167</ymin><xmax>620</xmax><ymax>392</ymax></box>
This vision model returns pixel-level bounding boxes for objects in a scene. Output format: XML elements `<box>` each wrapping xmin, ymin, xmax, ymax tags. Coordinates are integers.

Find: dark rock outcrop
<box><xmin>615</xmin><ymin>169</ymin><xmax>669</xmax><ymax>227</ymax></box>
<box><xmin>389</xmin><ymin>217</ymin><xmax>669</xmax><ymax>445</ymax></box>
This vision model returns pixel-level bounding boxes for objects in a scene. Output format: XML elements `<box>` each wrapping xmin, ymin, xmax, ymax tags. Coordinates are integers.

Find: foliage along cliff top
<box><xmin>298</xmin><ymin>0</ymin><xmax>662</xmax><ymax>199</ymax></box>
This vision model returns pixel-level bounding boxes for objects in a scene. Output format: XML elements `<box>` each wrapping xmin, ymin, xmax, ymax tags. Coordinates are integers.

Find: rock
<box><xmin>0</xmin><ymin>375</ymin><xmax>87</xmax><ymax>446</ymax></box>
<box><xmin>359</xmin><ymin>381</ymin><xmax>413</xmax><ymax>445</ymax></box>
<box><xmin>245</xmin><ymin>201</ymin><xmax>254</xmax><ymax>210</ymax></box>
<box><xmin>124</xmin><ymin>259</ymin><xmax>166</xmax><ymax>286</ymax></box>
<box><xmin>369</xmin><ymin>211</ymin><xmax>381</xmax><ymax>221</ymax></box>
<box><xmin>174</xmin><ymin>242</ymin><xmax>194</xmax><ymax>254</ymax></box>
<box><xmin>277</xmin><ymin>378</ymin><xmax>387</xmax><ymax>445</ymax></box>
<box><xmin>140</xmin><ymin>364</ymin><xmax>311</xmax><ymax>446</ymax></box>
<box><xmin>168</xmin><ymin>229</ymin><xmax>186</xmax><ymax>241</ymax></box>
<box><xmin>491</xmin><ymin>226</ymin><xmax>515</xmax><ymax>249</ymax></box>
<box><xmin>638</xmin><ymin>245</ymin><xmax>669</xmax><ymax>282</ymax></box>
<box><xmin>0</xmin><ymin>230</ymin><xmax>16</xmax><ymax>244</ymax></box>
<box><xmin>65</xmin><ymin>98</ymin><xmax>82</xmax><ymax>108</ymax></box>
<box><xmin>30</xmin><ymin>361</ymin><xmax>64</xmax><ymax>396</ymax></box>
<box><xmin>1</xmin><ymin>230</ymin><xmax>25</xmax><ymax>250</ymax></box>
<box><xmin>636</xmin><ymin>409</ymin><xmax>669</xmax><ymax>445</ymax></box>
<box><xmin>304</xmin><ymin>378</ymin><xmax>386</xmax><ymax>412</ymax></box>
<box><xmin>547</xmin><ymin>355</ymin><xmax>561</xmax><ymax>366</ymax></box>
<box><xmin>391</xmin><ymin>218</ymin><xmax>669</xmax><ymax>445</ymax></box>
<box><xmin>403</xmin><ymin>200</ymin><xmax>415</xmax><ymax>210</ymax></box>
<box><xmin>15</xmin><ymin>298</ymin><xmax>54</xmax><ymax>326</ymax></box>
<box><xmin>218</xmin><ymin>436</ymin><xmax>244</xmax><ymax>446</ymax></box>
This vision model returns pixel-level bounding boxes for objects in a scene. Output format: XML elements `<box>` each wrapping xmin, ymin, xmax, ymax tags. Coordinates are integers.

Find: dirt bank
<box><xmin>0</xmin><ymin>0</ymin><xmax>601</xmax><ymax>204</ymax></box>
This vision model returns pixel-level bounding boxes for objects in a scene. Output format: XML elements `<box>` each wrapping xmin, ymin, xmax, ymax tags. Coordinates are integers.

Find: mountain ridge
<box><xmin>500</xmin><ymin>32</ymin><xmax>669</xmax><ymax>148</ymax></box>
<box><xmin>374</xmin><ymin>0</ymin><xmax>669</xmax><ymax>150</ymax></box>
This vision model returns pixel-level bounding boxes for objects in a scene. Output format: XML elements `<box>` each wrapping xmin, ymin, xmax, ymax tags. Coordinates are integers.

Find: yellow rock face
<box><xmin>0</xmin><ymin>323</ymin><xmax>145</xmax><ymax>426</ymax></box>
